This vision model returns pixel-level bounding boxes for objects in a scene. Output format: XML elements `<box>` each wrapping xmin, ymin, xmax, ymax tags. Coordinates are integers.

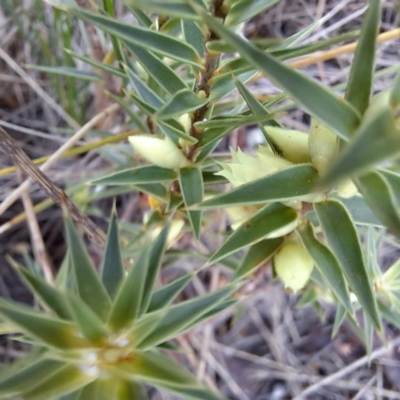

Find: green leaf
<box><xmin>155</xmin><ymin>89</ymin><xmax>209</xmax><ymax>120</ymax></box>
<box><xmin>345</xmin><ymin>0</ymin><xmax>380</xmax><ymax>115</ymax></box>
<box><xmin>108</xmin><ymin>245</ymin><xmax>150</xmax><ymax>331</ymax></box>
<box><xmin>126</xmin><ymin>6</ymin><xmax>152</xmax><ymax>26</ymax></box>
<box><xmin>136</xmin><ymin>286</ymin><xmax>234</xmax><ymax>349</ymax></box>
<box><xmin>77</xmin><ymin>379</ymin><xmax>121</xmax><ymax>400</ymax></box>
<box><xmin>22</xmin><ymin>364</ymin><xmax>94</xmax><ymax>400</ymax></box>
<box><xmin>9</xmin><ymin>258</ymin><xmax>71</xmax><ymax>320</ymax></box>
<box><xmin>92</xmin><ymin>166</ymin><xmax>177</xmax><ymax>186</ymax></box>
<box><xmin>66</xmin><ymin>50</ymin><xmax>127</xmax><ymax>78</ymax></box>
<box><xmin>147</xmin><ymin>273</ymin><xmax>194</xmax><ymax>312</ymax></box>
<box><xmin>182</xmin><ymin>20</ymin><xmax>205</xmax><ymax>57</ymax></box>
<box><xmin>320</xmin><ymin>92</ymin><xmax>400</xmax><ymax>188</ymax></box>
<box><xmin>134</xmin><ymin>183</ymin><xmax>168</xmax><ymax>202</ymax></box>
<box><xmin>210</xmin><ymin>203</ymin><xmax>299</xmax><ymax>264</ymax></box>
<box><xmin>179</xmin><ymin>167</ymin><xmax>204</xmax><ymax>239</ymax></box>
<box><xmin>140</xmin><ymin>222</ymin><xmax>171</xmax><ymax>314</ymax></box>
<box><xmin>235</xmin><ymin>238</ymin><xmax>283</xmax><ymax>278</ymax></box>
<box><xmin>390</xmin><ymin>69</ymin><xmax>400</xmax><ymax>107</ymax></box>
<box><xmin>124</xmin><ymin>0</ymin><xmax>204</xmax><ymax>20</ymax></box>
<box><xmin>118</xmin><ymin>351</ymin><xmax>220</xmax><ymax>400</ymax></box>
<box><xmin>65</xmin><ymin>218</ymin><xmax>111</xmax><ymax>320</ymax></box>
<box><xmin>0</xmin><ymin>358</ymin><xmax>65</xmax><ymax>396</ymax></box>
<box><xmin>314</xmin><ymin>200</ymin><xmax>382</xmax><ymax>331</ymax></box>
<box><xmin>66</xmin><ymin>293</ymin><xmax>109</xmax><ymax>344</ymax></box>
<box><xmin>125</xmin><ymin>42</ymin><xmax>187</xmax><ymax>94</ymax></box>
<box><xmin>226</xmin><ymin>0</ymin><xmax>280</xmax><ymax>26</ymax></box>
<box><xmin>0</xmin><ymin>299</ymin><xmax>86</xmax><ymax>349</ymax></box>
<box><xmin>297</xmin><ymin>223</ymin><xmax>353</xmax><ymax>314</ymax></box>
<box><xmin>69</xmin><ymin>9</ymin><xmax>203</xmax><ymax>67</ymax></box>
<box><xmin>200</xmin><ymin>13</ymin><xmax>361</xmax><ymax>140</ymax></box>
<box><xmin>126</xmin><ymin>311</ymin><xmax>166</xmax><ymax>347</ymax></box>
<box><xmin>101</xmin><ymin>209</ymin><xmax>125</xmax><ymax>299</ymax></box>
<box><xmin>355</xmin><ymin>171</ymin><xmax>400</xmax><ymax>237</ymax></box>
<box><xmin>332</xmin><ymin>303</ymin><xmax>347</xmax><ymax>337</ymax></box>
<box><xmin>198</xmin><ymin>164</ymin><xmax>320</xmax><ymax>209</ymax></box>
<box><xmin>26</xmin><ymin>65</ymin><xmax>101</xmax><ymax>81</ymax></box>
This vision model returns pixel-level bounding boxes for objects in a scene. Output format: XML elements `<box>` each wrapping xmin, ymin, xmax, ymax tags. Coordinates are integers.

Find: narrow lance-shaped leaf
<box><xmin>235</xmin><ymin>238</ymin><xmax>283</xmax><ymax>279</ymax></box>
<box><xmin>297</xmin><ymin>223</ymin><xmax>353</xmax><ymax>315</ymax></box>
<box><xmin>21</xmin><ymin>364</ymin><xmax>94</xmax><ymax>400</ymax></box>
<box><xmin>101</xmin><ymin>209</ymin><xmax>125</xmax><ymax>298</ymax></box>
<box><xmin>0</xmin><ymin>358</ymin><xmax>65</xmax><ymax>396</ymax></box>
<box><xmin>182</xmin><ymin>20</ymin><xmax>205</xmax><ymax>57</ymax></box>
<box><xmin>155</xmin><ymin>89</ymin><xmax>209</xmax><ymax>120</ymax></box>
<box><xmin>225</xmin><ymin>0</ymin><xmax>280</xmax><ymax>26</ymax></box>
<box><xmin>314</xmin><ymin>200</ymin><xmax>382</xmax><ymax>331</ymax></box>
<box><xmin>68</xmin><ymin>8</ymin><xmax>203</xmax><ymax>67</ymax></box>
<box><xmin>210</xmin><ymin>203</ymin><xmax>299</xmax><ymax>264</ymax></box>
<box><xmin>125</xmin><ymin>42</ymin><xmax>187</xmax><ymax>95</ymax></box>
<box><xmin>140</xmin><ymin>222</ymin><xmax>171</xmax><ymax>314</ymax></box>
<box><xmin>65</xmin><ymin>218</ymin><xmax>111</xmax><ymax>320</ymax></box>
<box><xmin>200</xmin><ymin>12</ymin><xmax>361</xmax><ymax>140</ymax></box>
<box><xmin>92</xmin><ymin>166</ymin><xmax>177</xmax><ymax>186</ymax></box>
<box><xmin>179</xmin><ymin>167</ymin><xmax>204</xmax><ymax>239</ymax></box>
<box><xmin>66</xmin><ymin>293</ymin><xmax>109</xmax><ymax>345</ymax></box>
<box><xmin>9</xmin><ymin>258</ymin><xmax>71</xmax><ymax>320</ymax></box>
<box><xmin>108</xmin><ymin>245</ymin><xmax>150</xmax><ymax>331</ymax></box>
<box><xmin>320</xmin><ymin>91</ymin><xmax>400</xmax><ymax>189</ymax></box>
<box><xmin>355</xmin><ymin>171</ymin><xmax>400</xmax><ymax>238</ymax></box>
<box><xmin>26</xmin><ymin>65</ymin><xmax>101</xmax><ymax>81</ymax></box>
<box><xmin>147</xmin><ymin>272</ymin><xmax>194</xmax><ymax>312</ymax></box>
<box><xmin>198</xmin><ymin>164</ymin><xmax>320</xmax><ymax>209</ymax></box>
<box><xmin>0</xmin><ymin>299</ymin><xmax>86</xmax><ymax>350</ymax></box>
<box><xmin>136</xmin><ymin>285</ymin><xmax>235</xmax><ymax>349</ymax></box>
<box><xmin>345</xmin><ymin>0</ymin><xmax>381</xmax><ymax>115</ymax></box>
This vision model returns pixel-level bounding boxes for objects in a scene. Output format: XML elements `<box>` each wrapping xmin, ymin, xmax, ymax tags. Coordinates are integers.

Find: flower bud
<box><xmin>179</xmin><ymin>113</ymin><xmax>192</xmax><ymax>135</ymax></box>
<box><xmin>337</xmin><ymin>178</ymin><xmax>358</xmax><ymax>198</ymax></box>
<box><xmin>150</xmin><ymin>220</ymin><xmax>185</xmax><ymax>248</ymax></box>
<box><xmin>265</xmin><ymin>126</ymin><xmax>311</xmax><ymax>164</ymax></box>
<box><xmin>129</xmin><ymin>135</ymin><xmax>191</xmax><ymax>169</ymax></box>
<box><xmin>308</xmin><ymin>119</ymin><xmax>337</xmax><ymax>176</ymax></box>
<box><xmin>274</xmin><ymin>241</ymin><xmax>313</xmax><ymax>292</ymax></box>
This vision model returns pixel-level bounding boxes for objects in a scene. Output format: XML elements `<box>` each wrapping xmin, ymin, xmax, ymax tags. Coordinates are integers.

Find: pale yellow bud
<box><xmin>265</xmin><ymin>126</ymin><xmax>311</xmax><ymax>164</ymax></box>
<box><xmin>129</xmin><ymin>135</ymin><xmax>191</xmax><ymax>169</ymax></box>
<box><xmin>178</xmin><ymin>113</ymin><xmax>192</xmax><ymax>135</ymax></box>
<box><xmin>274</xmin><ymin>242</ymin><xmax>314</xmax><ymax>292</ymax></box>
<box><xmin>337</xmin><ymin>179</ymin><xmax>358</xmax><ymax>198</ymax></box>
<box><xmin>150</xmin><ymin>220</ymin><xmax>185</xmax><ymax>248</ymax></box>
<box><xmin>308</xmin><ymin>119</ymin><xmax>337</xmax><ymax>176</ymax></box>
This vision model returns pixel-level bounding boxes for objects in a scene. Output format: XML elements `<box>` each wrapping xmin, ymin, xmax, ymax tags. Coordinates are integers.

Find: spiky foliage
<box><xmin>0</xmin><ymin>212</ymin><xmax>233</xmax><ymax>399</ymax></box>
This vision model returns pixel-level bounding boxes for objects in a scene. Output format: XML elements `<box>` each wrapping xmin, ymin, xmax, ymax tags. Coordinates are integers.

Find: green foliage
<box><xmin>3</xmin><ymin>0</ymin><xmax>400</xmax><ymax>397</ymax></box>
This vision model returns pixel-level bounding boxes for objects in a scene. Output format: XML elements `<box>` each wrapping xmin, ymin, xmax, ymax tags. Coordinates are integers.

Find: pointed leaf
<box><xmin>69</xmin><ymin>9</ymin><xmax>202</xmax><ymax>67</ymax></box>
<box><xmin>314</xmin><ymin>200</ymin><xmax>381</xmax><ymax>331</ymax></box>
<box><xmin>92</xmin><ymin>166</ymin><xmax>177</xmax><ymax>186</ymax></box>
<box><xmin>147</xmin><ymin>273</ymin><xmax>194</xmax><ymax>312</ymax></box>
<box><xmin>200</xmin><ymin>13</ymin><xmax>361</xmax><ymax>140</ymax></box>
<box><xmin>0</xmin><ymin>299</ymin><xmax>86</xmax><ymax>349</ymax></box>
<box><xmin>134</xmin><ymin>183</ymin><xmax>168</xmax><ymax>202</ymax></box>
<box><xmin>125</xmin><ymin>42</ymin><xmax>187</xmax><ymax>95</ymax></box>
<box><xmin>140</xmin><ymin>223</ymin><xmax>171</xmax><ymax>314</ymax></box>
<box><xmin>0</xmin><ymin>358</ymin><xmax>65</xmax><ymax>396</ymax></box>
<box><xmin>320</xmin><ymin>92</ymin><xmax>400</xmax><ymax>188</ymax></box>
<box><xmin>65</xmin><ymin>218</ymin><xmax>111</xmax><ymax>320</ymax></box>
<box><xmin>179</xmin><ymin>167</ymin><xmax>204</xmax><ymax>239</ymax></box>
<box><xmin>182</xmin><ymin>20</ymin><xmax>205</xmax><ymax>57</ymax></box>
<box><xmin>22</xmin><ymin>364</ymin><xmax>94</xmax><ymax>400</ymax></box>
<box><xmin>297</xmin><ymin>223</ymin><xmax>353</xmax><ymax>314</ymax></box>
<box><xmin>226</xmin><ymin>0</ymin><xmax>280</xmax><ymax>26</ymax></box>
<box><xmin>210</xmin><ymin>203</ymin><xmax>299</xmax><ymax>264</ymax></box>
<box><xmin>155</xmin><ymin>89</ymin><xmax>209</xmax><ymax>120</ymax></box>
<box><xmin>26</xmin><ymin>65</ymin><xmax>100</xmax><ymax>81</ymax></box>
<box><xmin>136</xmin><ymin>286</ymin><xmax>234</xmax><ymax>349</ymax></box>
<box><xmin>355</xmin><ymin>171</ymin><xmax>400</xmax><ymax>237</ymax></box>
<box><xmin>345</xmin><ymin>0</ymin><xmax>380</xmax><ymax>115</ymax></box>
<box><xmin>126</xmin><ymin>311</ymin><xmax>166</xmax><ymax>347</ymax></box>
<box><xmin>10</xmin><ymin>259</ymin><xmax>71</xmax><ymax>320</ymax></box>
<box><xmin>332</xmin><ymin>303</ymin><xmax>347</xmax><ymax>337</ymax></box>
<box><xmin>66</xmin><ymin>293</ymin><xmax>109</xmax><ymax>344</ymax></box>
<box><xmin>77</xmin><ymin>379</ymin><xmax>121</xmax><ymax>400</ymax></box>
<box><xmin>101</xmin><ymin>209</ymin><xmax>125</xmax><ymax>299</ymax></box>
<box><xmin>198</xmin><ymin>164</ymin><xmax>320</xmax><ymax>209</ymax></box>
<box><xmin>235</xmin><ymin>238</ymin><xmax>283</xmax><ymax>278</ymax></box>
<box><xmin>108</xmin><ymin>245</ymin><xmax>150</xmax><ymax>331</ymax></box>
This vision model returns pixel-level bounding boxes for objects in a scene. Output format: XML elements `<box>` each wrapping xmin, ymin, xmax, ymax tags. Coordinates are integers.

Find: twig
<box><xmin>17</xmin><ymin>169</ymin><xmax>55</xmax><ymax>284</ymax></box>
<box><xmin>293</xmin><ymin>336</ymin><xmax>400</xmax><ymax>399</ymax></box>
<box><xmin>0</xmin><ymin>127</ymin><xmax>106</xmax><ymax>247</ymax></box>
<box><xmin>0</xmin><ymin>46</ymin><xmax>80</xmax><ymax>129</ymax></box>
<box><xmin>0</xmin><ymin>102</ymin><xmax>119</xmax><ymax>216</ymax></box>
